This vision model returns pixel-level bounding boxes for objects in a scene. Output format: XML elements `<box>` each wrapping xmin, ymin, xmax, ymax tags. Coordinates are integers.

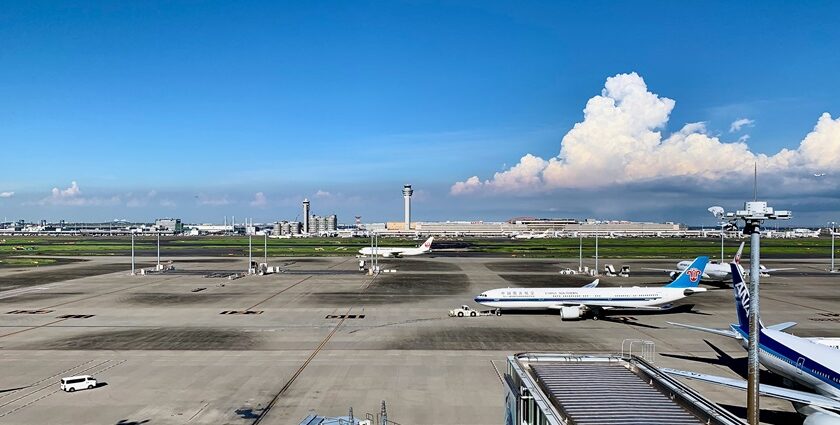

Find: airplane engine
<box><xmin>803</xmin><ymin>412</ymin><xmax>840</xmax><ymax>425</ymax></box>
<box><xmin>669</xmin><ymin>272</ymin><xmax>679</xmax><ymax>281</ymax></box>
<box><xmin>559</xmin><ymin>306</ymin><xmax>582</xmax><ymax>320</ymax></box>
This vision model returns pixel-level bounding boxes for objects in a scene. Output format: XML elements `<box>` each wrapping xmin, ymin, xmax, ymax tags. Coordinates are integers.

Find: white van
<box><xmin>60</xmin><ymin>375</ymin><xmax>97</xmax><ymax>392</ymax></box>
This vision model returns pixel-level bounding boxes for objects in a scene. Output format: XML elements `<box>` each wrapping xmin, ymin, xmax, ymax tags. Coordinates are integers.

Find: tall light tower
<box><xmin>402</xmin><ymin>184</ymin><xmax>413</xmax><ymax>231</ymax></box>
<box><xmin>302</xmin><ymin>198</ymin><xmax>311</xmax><ymax>234</ymax></box>
<box><xmin>710</xmin><ymin>196</ymin><xmax>791</xmax><ymax>425</ymax></box>
<box><xmin>829</xmin><ymin>221</ymin><xmax>837</xmax><ymax>273</ymax></box>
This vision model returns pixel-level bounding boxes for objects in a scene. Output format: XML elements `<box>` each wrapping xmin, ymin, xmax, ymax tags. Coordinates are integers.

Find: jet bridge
<box><xmin>504</xmin><ymin>353</ymin><xmax>745</xmax><ymax>425</ymax></box>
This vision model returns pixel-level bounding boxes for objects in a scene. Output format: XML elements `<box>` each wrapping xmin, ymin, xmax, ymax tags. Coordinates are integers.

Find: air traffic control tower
<box><xmin>402</xmin><ymin>184</ymin><xmax>413</xmax><ymax>231</ymax></box>
<box><xmin>302</xmin><ymin>198</ymin><xmax>311</xmax><ymax>234</ymax></box>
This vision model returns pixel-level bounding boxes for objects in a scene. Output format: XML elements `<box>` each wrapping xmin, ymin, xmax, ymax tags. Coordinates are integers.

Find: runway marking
<box><xmin>0</xmin><ymin>286</ymin><xmax>51</xmax><ymax>300</ymax></box>
<box><xmin>0</xmin><ymin>359</ymin><xmax>97</xmax><ymax>401</ymax></box>
<box><xmin>187</xmin><ymin>402</ymin><xmax>210</xmax><ymax>422</ymax></box>
<box><xmin>0</xmin><ymin>359</ymin><xmax>125</xmax><ymax>419</ymax></box>
<box><xmin>761</xmin><ymin>294</ymin><xmax>836</xmax><ymax>313</ymax></box>
<box><xmin>252</xmin><ymin>307</ymin><xmax>352</xmax><ymax>424</ymax></box>
<box><xmin>40</xmin><ymin>275</ymin><xmax>181</xmax><ymax>309</ymax></box>
<box><xmin>0</xmin><ymin>318</ymin><xmax>69</xmax><ymax>339</ymax></box>
<box><xmin>246</xmin><ymin>276</ymin><xmax>312</xmax><ymax>311</ymax></box>
<box><xmin>490</xmin><ymin>360</ymin><xmax>504</xmax><ymax>384</ymax></box>
<box><xmin>0</xmin><ymin>360</ymin><xmax>110</xmax><ymax>411</ymax></box>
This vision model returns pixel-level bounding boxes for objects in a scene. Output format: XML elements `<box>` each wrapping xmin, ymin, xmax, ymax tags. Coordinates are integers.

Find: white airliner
<box><xmin>357</xmin><ymin>237</ymin><xmax>434</xmax><ymax>258</ymax></box>
<box><xmin>473</xmin><ymin>256</ymin><xmax>709</xmax><ymax>320</ymax></box>
<box><xmin>666</xmin><ymin>263</ymin><xmax>840</xmax><ymax>424</ymax></box>
<box><xmin>512</xmin><ymin>230</ymin><xmax>553</xmax><ymax>239</ymax></box>
<box><xmin>645</xmin><ymin>242</ymin><xmax>792</xmax><ymax>282</ymax></box>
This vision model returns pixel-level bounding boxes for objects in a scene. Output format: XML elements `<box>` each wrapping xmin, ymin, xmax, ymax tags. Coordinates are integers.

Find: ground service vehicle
<box><xmin>448</xmin><ymin>305</ymin><xmax>501</xmax><ymax>317</ymax></box>
<box><xmin>61</xmin><ymin>375</ymin><xmax>97</xmax><ymax>392</ymax></box>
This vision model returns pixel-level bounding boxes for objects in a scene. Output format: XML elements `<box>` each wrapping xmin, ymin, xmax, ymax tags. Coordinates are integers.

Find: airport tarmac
<box><xmin>0</xmin><ymin>255</ymin><xmax>838</xmax><ymax>424</ymax></box>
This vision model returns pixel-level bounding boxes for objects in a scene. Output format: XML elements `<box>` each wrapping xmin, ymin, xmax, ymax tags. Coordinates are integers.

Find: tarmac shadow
<box><xmin>661</xmin><ymin>340</ymin><xmax>790</xmax><ymax>386</ymax></box>
<box><xmin>717</xmin><ymin>404</ymin><xmax>802</xmax><ymax>425</ymax></box>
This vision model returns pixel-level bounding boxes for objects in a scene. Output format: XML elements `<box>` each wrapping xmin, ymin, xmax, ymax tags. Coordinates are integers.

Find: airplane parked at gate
<box><xmin>665</xmin><ymin>263</ymin><xmax>840</xmax><ymax>424</ymax></box>
<box><xmin>644</xmin><ymin>242</ymin><xmax>793</xmax><ymax>282</ymax></box>
<box><xmin>511</xmin><ymin>230</ymin><xmax>553</xmax><ymax>239</ymax></box>
<box><xmin>473</xmin><ymin>256</ymin><xmax>709</xmax><ymax>320</ymax></box>
<box><xmin>358</xmin><ymin>237</ymin><xmax>434</xmax><ymax>258</ymax></box>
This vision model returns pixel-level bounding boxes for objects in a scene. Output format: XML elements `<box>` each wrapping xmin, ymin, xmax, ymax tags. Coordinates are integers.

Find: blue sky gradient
<box><xmin>1</xmin><ymin>1</ymin><xmax>838</xmax><ymax>224</ymax></box>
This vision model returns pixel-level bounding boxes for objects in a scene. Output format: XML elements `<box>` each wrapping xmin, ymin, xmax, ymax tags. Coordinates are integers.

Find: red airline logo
<box><xmin>686</xmin><ymin>268</ymin><xmax>702</xmax><ymax>282</ymax></box>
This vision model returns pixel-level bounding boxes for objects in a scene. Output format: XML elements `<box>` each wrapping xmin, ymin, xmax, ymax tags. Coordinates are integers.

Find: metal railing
<box><xmin>621</xmin><ymin>339</ymin><xmax>656</xmax><ymax>363</ymax></box>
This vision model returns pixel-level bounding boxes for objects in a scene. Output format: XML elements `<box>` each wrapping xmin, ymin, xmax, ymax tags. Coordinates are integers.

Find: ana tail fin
<box><xmin>665</xmin><ymin>256</ymin><xmax>709</xmax><ymax>288</ymax></box>
<box><xmin>730</xmin><ymin>262</ymin><xmax>758</xmax><ymax>333</ymax></box>
<box><xmin>733</xmin><ymin>242</ymin><xmax>745</xmax><ymax>264</ymax></box>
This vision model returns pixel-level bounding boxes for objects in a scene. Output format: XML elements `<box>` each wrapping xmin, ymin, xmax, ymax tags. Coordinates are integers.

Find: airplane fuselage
<box><xmin>732</xmin><ymin>326</ymin><xmax>840</xmax><ymax>399</ymax></box>
<box><xmin>474</xmin><ymin>287</ymin><xmax>703</xmax><ymax>310</ymax></box>
<box><xmin>677</xmin><ymin>260</ymin><xmax>732</xmax><ymax>281</ymax></box>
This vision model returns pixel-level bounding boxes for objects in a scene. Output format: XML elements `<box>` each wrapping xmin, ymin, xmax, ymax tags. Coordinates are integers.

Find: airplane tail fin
<box><xmin>733</xmin><ymin>242</ymin><xmax>745</xmax><ymax>264</ymax></box>
<box><xmin>730</xmin><ymin>262</ymin><xmax>759</xmax><ymax>333</ymax></box>
<box><xmin>665</xmin><ymin>256</ymin><xmax>709</xmax><ymax>288</ymax></box>
<box><xmin>419</xmin><ymin>237</ymin><xmax>434</xmax><ymax>251</ymax></box>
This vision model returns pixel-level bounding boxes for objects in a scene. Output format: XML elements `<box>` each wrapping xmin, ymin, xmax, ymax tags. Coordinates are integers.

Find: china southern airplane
<box><xmin>665</xmin><ymin>263</ymin><xmax>840</xmax><ymax>424</ymax></box>
<box><xmin>357</xmin><ymin>237</ymin><xmax>434</xmax><ymax>258</ymax></box>
<box><xmin>473</xmin><ymin>256</ymin><xmax>709</xmax><ymax>320</ymax></box>
<box><xmin>644</xmin><ymin>242</ymin><xmax>792</xmax><ymax>282</ymax></box>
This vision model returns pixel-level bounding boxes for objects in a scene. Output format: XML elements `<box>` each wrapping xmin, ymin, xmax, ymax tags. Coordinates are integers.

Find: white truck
<box><xmin>448</xmin><ymin>305</ymin><xmax>501</xmax><ymax>317</ymax></box>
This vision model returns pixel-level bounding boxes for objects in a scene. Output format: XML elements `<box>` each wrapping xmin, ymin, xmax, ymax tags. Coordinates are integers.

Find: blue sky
<box><xmin>1</xmin><ymin>1</ymin><xmax>839</xmax><ymax>225</ymax></box>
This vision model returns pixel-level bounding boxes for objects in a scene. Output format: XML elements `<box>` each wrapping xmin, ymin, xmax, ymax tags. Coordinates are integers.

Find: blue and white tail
<box><xmin>665</xmin><ymin>256</ymin><xmax>709</xmax><ymax>288</ymax></box>
<box><xmin>730</xmin><ymin>262</ymin><xmax>760</xmax><ymax>333</ymax></box>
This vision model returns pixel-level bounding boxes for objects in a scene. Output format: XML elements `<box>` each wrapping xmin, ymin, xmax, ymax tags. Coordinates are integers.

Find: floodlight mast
<box><xmin>715</xmin><ymin>200</ymin><xmax>791</xmax><ymax>425</ymax></box>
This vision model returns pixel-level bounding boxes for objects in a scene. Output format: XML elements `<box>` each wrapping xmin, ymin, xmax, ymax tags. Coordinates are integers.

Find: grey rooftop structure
<box><xmin>504</xmin><ymin>353</ymin><xmax>745</xmax><ymax>425</ymax></box>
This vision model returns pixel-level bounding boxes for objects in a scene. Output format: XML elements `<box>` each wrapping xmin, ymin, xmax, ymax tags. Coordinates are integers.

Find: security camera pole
<box><xmin>710</xmin><ymin>188</ymin><xmax>791</xmax><ymax>425</ymax></box>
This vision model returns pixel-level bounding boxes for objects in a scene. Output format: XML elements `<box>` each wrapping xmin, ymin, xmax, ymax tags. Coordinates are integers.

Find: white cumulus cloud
<box><xmin>0</xmin><ymin>191</ymin><xmax>13</xmax><ymax>198</ymax></box>
<box><xmin>53</xmin><ymin>181</ymin><xmax>81</xmax><ymax>198</ymax></box>
<box><xmin>730</xmin><ymin>118</ymin><xmax>755</xmax><ymax>132</ymax></box>
<box><xmin>314</xmin><ymin>190</ymin><xmax>332</xmax><ymax>198</ymax></box>
<box><xmin>40</xmin><ymin>181</ymin><xmax>120</xmax><ymax>206</ymax></box>
<box><xmin>250</xmin><ymin>192</ymin><xmax>268</xmax><ymax>207</ymax></box>
<box><xmin>452</xmin><ymin>72</ymin><xmax>840</xmax><ymax>194</ymax></box>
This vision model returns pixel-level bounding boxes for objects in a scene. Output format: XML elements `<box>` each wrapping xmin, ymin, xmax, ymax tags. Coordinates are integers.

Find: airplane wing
<box><xmin>663</xmin><ymin>369</ymin><xmax>840</xmax><ymax>411</ymax></box>
<box><xmin>582</xmin><ymin>279</ymin><xmax>599</xmax><ymax>288</ymax></box>
<box><xmin>641</xmin><ymin>267</ymin><xmax>679</xmax><ymax>273</ymax></box>
<box><xmin>761</xmin><ymin>268</ymin><xmax>795</xmax><ymax>273</ymax></box>
<box><xmin>667</xmin><ymin>321</ymin><xmax>741</xmax><ymax>339</ymax></box>
<box><xmin>575</xmin><ymin>301</ymin><xmax>673</xmax><ymax>309</ymax></box>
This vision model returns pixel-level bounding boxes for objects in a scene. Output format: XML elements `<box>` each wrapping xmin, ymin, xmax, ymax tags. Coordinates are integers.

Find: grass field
<box><xmin>0</xmin><ymin>235</ymin><xmax>836</xmax><ymax>260</ymax></box>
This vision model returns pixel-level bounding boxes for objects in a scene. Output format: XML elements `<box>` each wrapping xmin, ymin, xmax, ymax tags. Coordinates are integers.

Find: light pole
<box><xmin>264</xmin><ymin>232</ymin><xmax>268</xmax><ymax>266</ymax></box>
<box><xmin>131</xmin><ymin>232</ymin><xmax>135</xmax><ymax>276</ymax></box>
<box><xmin>578</xmin><ymin>233</ymin><xmax>583</xmax><ymax>272</ymax></box>
<box><xmin>830</xmin><ymin>221</ymin><xmax>837</xmax><ymax>273</ymax></box>
<box><xmin>156</xmin><ymin>232</ymin><xmax>161</xmax><ymax>270</ymax></box>
<box><xmin>248</xmin><ymin>234</ymin><xmax>253</xmax><ymax>274</ymax></box>
<box><xmin>711</xmin><ymin>200</ymin><xmax>791</xmax><ymax>425</ymax></box>
<box><xmin>594</xmin><ymin>223</ymin><xmax>599</xmax><ymax>276</ymax></box>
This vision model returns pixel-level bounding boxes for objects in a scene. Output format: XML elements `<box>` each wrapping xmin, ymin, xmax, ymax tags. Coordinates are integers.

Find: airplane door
<box><xmin>796</xmin><ymin>357</ymin><xmax>805</xmax><ymax>375</ymax></box>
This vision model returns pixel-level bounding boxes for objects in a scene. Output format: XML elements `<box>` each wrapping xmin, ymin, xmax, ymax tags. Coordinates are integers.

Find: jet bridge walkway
<box><xmin>504</xmin><ymin>353</ymin><xmax>745</xmax><ymax>425</ymax></box>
